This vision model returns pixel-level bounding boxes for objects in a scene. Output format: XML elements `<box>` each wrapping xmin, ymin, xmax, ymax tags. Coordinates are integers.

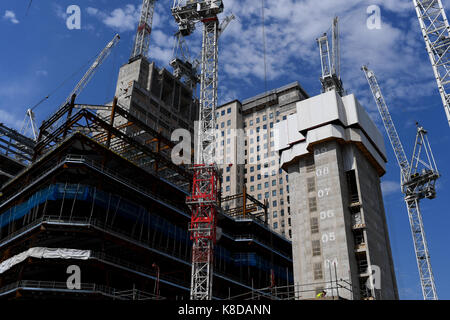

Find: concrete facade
<box><xmin>275</xmin><ymin>90</ymin><xmax>398</xmax><ymax>300</ymax></box>
<box><xmin>112</xmin><ymin>57</ymin><xmax>198</xmax><ymax>139</ymax></box>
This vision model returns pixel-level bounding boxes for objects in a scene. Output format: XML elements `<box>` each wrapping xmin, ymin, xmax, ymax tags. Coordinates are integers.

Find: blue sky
<box><xmin>0</xmin><ymin>0</ymin><xmax>449</xmax><ymax>300</ymax></box>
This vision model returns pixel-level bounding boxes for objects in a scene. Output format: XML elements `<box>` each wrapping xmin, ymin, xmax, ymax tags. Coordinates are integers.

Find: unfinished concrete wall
<box><xmin>276</xmin><ymin>90</ymin><xmax>398</xmax><ymax>300</ymax></box>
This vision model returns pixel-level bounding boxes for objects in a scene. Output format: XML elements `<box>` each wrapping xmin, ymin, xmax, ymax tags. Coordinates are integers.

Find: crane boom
<box><xmin>362</xmin><ymin>65</ymin><xmax>439</xmax><ymax>300</ymax></box>
<box><xmin>62</xmin><ymin>34</ymin><xmax>120</xmax><ymax>111</ymax></box>
<box><xmin>131</xmin><ymin>0</ymin><xmax>156</xmax><ymax>60</ymax></box>
<box><xmin>413</xmin><ymin>0</ymin><xmax>450</xmax><ymax>126</ymax></box>
<box><xmin>362</xmin><ymin>66</ymin><xmax>410</xmax><ymax>185</ymax></box>
<box><xmin>39</xmin><ymin>34</ymin><xmax>120</xmax><ymax>136</ymax></box>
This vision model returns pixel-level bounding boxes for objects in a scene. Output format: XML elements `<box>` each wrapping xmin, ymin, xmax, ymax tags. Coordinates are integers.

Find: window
<box><xmin>265</xmin><ymin>192</ymin><xmax>269</xmax><ymax>198</ymax></box>
<box><xmin>310</xmin><ymin>217</ymin><xmax>319</xmax><ymax>234</ymax></box>
<box><xmin>263</xmin><ymin>115</ymin><xmax>267</xmax><ymax>121</ymax></box>
<box><xmin>272</xmin><ymin>180</ymin><xmax>276</xmax><ymax>186</ymax></box>
<box><xmin>273</xmin><ymin>222</ymin><xmax>278</xmax><ymax>229</ymax></box>
<box><xmin>281</xmin><ymin>209</ymin><xmax>284</xmax><ymax>216</ymax></box>
<box><xmin>226</xmin><ymin>176</ymin><xmax>230</xmax><ymax>182</ymax></box>
<box><xmin>309</xmin><ymin>197</ymin><xmax>317</xmax><ymax>212</ymax></box>
<box><xmin>257</xmin><ymin>184</ymin><xmax>262</xmax><ymax>190</ymax></box>
<box><xmin>273</xmin><ymin>211</ymin><xmax>278</xmax><ymax>218</ymax></box>
<box><xmin>314</xmin><ymin>263</ymin><xmax>323</xmax><ymax>280</ymax></box>
<box><xmin>272</xmin><ymin>200</ymin><xmax>277</xmax><ymax>207</ymax></box>
<box><xmin>256</xmin><ymin>117</ymin><xmax>260</xmax><ymax>123</ymax></box>
<box><xmin>272</xmin><ymin>190</ymin><xmax>276</xmax><ymax>196</ymax></box>
<box><xmin>221</xmin><ymin>122</ymin><xmax>225</xmax><ymax>128</ymax></box>
<box><xmin>312</xmin><ymin>240</ymin><xmax>321</xmax><ymax>256</ymax></box>
<box><xmin>226</xmin><ymin>186</ymin><xmax>230</xmax><ymax>192</ymax></box>
<box><xmin>250</xmin><ymin>186</ymin><xmax>255</xmax><ymax>192</ymax></box>
<box><xmin>250</xmin><ymin>120</ymin><xmax>254</xmax><ymax>126</ymax></box>
<box><xmin>227</xmin><ymin>107</ymin><xmax>231</xmax><ymax>114</ymax></box>
<box><xmin>258</xmin><ymin>194</ymin><xmax>262</xmax><ymax>200</ymax></box>
<box><xmin>221</xmin><ymin>110</ymin><xmax>225</xmax><ymax>116</ymax></box>
<box><xmin>227</xmin><ymin>119</ymin><xmax>231</xmax><ymax>126</ymax></box>
<box><xmin>250</xmin><ymin>176</ymin><xmax>254</xmax><ymax>182</ymax></box>
<box><xmin>307</xmin><ymin>177</ymin><xmax>316</xmax><ymax>192</ymax></box>
<box><xmin>264</xmin><ymin>182</ymin><xmax>269</xmax><ymax>188</ymax></box>
<box><xmin>250</xmin><ymin>166</ymin><xmax>254</xmax><ymax>172</ymax></box>
<box><xmin>226</xmin><ymin>166</ymin><xmax>230</xmax><ymax>172</ymax></box>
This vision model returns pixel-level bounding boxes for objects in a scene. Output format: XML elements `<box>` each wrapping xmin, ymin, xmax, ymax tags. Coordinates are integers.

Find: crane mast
<box><xmin>131</xmin><ymin>0</ymin><xmax>156</xmax><ymax>61</ymax></box>
<box><xmin>362</xmin><ymin>66</ymin><xmax>439</xmax><ymax>300</ymax></box>
<box><xmin>171</xmin><ymin>0</ymin><xmax>224</xmax><ymax>300</ymax></box>
<box><xmin>317</xmin><ymin>17</ymin><xmax>344</xmax><ymax>96</ymax></box>
<box><xmin>413</xmin><ymin>0</ymin><xmax>450</xmax><ymax>126</ymax></box>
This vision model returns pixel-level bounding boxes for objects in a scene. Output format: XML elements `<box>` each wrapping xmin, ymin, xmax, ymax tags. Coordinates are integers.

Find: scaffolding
<box><xmin>31</xmin><ymin>95</ymin><xmax>191</xmax><ymax>190</ymax></box>
<box><xmin>0</xmin><ymin>128</ymin><xmax>293</xmax><ymax>299</ymax></box>
<box><xmin>0</xmin><ymin>123</ymin><xmax>35</xmax><ymax>164</ymax></box>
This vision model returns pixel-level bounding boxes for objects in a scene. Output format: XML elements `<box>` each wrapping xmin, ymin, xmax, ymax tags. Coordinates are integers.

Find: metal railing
<box><xmin>0</xmin><ymin>280</ymin><xmax>160</xmax><ymax>300</ymax></box>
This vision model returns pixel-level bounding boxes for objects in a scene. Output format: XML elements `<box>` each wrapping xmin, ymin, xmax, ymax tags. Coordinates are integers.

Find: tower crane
<box><xmin>131</xmin><ymin>0</ymin><xmax>157</xmax><ymax>61</ymax></box>
<box><xmin>362</xmin><ymin>65</ymin><xmax>440</xmax><ymax>300</ymax></box>
<box><xmin>413</xmin><ymin>0</ymin><xmax>450</xmax><ymax>127</ymax></box>
<box><xmin>171</xmin><ymin>0</ymin><xmax>224</xmax><ymax>300</ymax></box>
<box><xmin>317</xmin><ymin>17</ymin><xmax>344</xmax><ymax>96</ymax></box>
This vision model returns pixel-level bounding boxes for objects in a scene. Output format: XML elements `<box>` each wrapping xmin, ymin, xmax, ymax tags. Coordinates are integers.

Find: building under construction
<box><xmin>0</xmin><ymin>88</ymin><xmax>293</xmax><ymax>301</ymax></box>
<box><xmin>4</xmin><ymin>0</ymin><xmax>446</xmax><ymax>301</ymax></box>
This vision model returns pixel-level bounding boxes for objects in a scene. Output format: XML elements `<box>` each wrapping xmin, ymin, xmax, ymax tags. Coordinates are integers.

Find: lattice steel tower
<box><xmin>413</xmin><ymin>0</ymin><xmax>450</xmax><ymax>126</ymax></box>
<box><xmin>131</xmin><ymin>0</ymin><xmax>156</xmax><ymax>60</ymax></box>
<box><xmin>363</xmin><ymin>66</ymin><xmax>439</xmax><ymax>300</ymax></box>
<box><xmin>171</xmin><ymin>0</ymin><xmax>224</xmax><ymax>300</ymax></box>
<box><xmin>317</xmin><ymin>17</ymin><xmax>344</xmax><ymax>96</ymax></box>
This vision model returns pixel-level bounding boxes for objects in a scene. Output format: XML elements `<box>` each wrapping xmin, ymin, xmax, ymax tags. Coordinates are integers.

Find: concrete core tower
<box><xmin>275</xmin><ymin>90</ymin><xmax>398</xmax><ymax>300</ymax></box>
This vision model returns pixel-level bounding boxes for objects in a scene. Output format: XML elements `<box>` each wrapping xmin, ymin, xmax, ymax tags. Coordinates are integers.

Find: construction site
<box><xmin>0</xmin><ymin>0</ymin><xmax>448</xmax><ymax>301</ymax></box>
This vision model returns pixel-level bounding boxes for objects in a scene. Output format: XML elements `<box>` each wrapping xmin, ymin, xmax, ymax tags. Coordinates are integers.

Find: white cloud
<box><xmin>3</xmin><ymin>10</ymin><xmax>19</xmax><ymax>24</ymax></box>
<box><xmin>54</xmin><ymin>4</ymin><xmax>68</xmax><ymax>21</ymax></box>
<box><xmin>209</xmin><ymin>0</ymin><xmax>436</xmax><ymax>107</ymax></box>
<box><xmin>381</xmin><ymin>180</ymin><xmax>400</xmax><ymax>196</ymax></box>
<box><xmin>0</xmin><ymin>109</ymin><xmax>23</xmax><ymax>130</ymax></box>
<box><xmin>87</xmin><ymin>5</ymin><xmax>141</xmax><ymax>32</ymax></box>
<box><xmin>36</xmin><ymin>70</ymin><xmax>48</xmax><ymax>77</ymax></box>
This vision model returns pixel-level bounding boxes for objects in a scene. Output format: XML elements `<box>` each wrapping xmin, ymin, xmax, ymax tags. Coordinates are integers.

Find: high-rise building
<box><xmin>275</xmin><ymin>90</ymin><xmax>399</xmax><ymax>300</ymax></box>
<box><xmin>216</xmin><ymin>82</ymin><xmax>309</xmax><ymax>239</ymax></box>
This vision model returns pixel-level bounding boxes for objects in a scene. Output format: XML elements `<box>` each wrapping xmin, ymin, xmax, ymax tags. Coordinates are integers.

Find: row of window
<box><xmin>248</xmin><ymin>184</ymin><xmax>290</xmax><ymax>193</ymax></box>
<box><xmin>217</xmin><ymin>107</ymin><xmax>232</xmax><ymax>117</ymax></box>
